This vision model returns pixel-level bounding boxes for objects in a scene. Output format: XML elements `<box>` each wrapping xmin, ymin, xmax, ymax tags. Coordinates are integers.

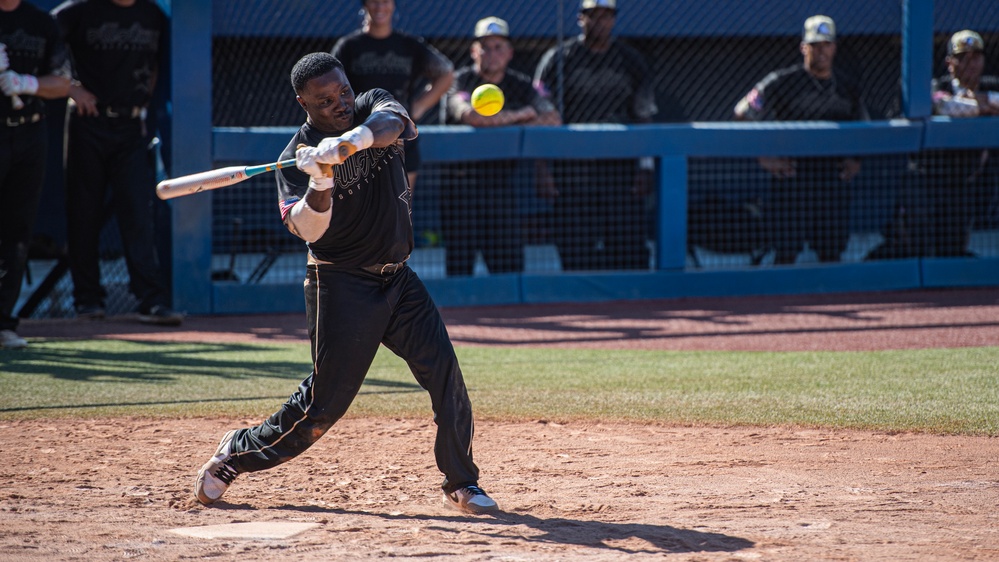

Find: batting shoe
<box><xmin>443</xmin><ymin>485</ymin><xmax>499</xmax><ymax>515</ymax></box>
<box><xmin>194</xmin><ymin>429</ymin><xmax>239</xmax><ymax>505</ymax></box>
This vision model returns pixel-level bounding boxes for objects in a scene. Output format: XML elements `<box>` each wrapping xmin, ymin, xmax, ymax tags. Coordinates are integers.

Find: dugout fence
<box><xmin>18</xmin><ymin>0</ymin><xmax>999</xmax><ymax>318</ymax></box>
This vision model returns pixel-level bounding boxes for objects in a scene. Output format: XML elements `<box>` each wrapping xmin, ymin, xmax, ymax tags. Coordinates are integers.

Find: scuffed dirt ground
<box><xmin>1</xmin><ymin>418</ymin><xmax>996</xmax><ymax>561</ymax></box>
<box><xmin>4</xmin><ymin>288</ymin><xmax>999</xmax><ymax>561</ymax></box>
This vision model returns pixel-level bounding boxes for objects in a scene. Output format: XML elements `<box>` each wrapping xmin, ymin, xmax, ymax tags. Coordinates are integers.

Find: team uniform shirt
<box><xmin>53</xmin><ymin>0</ymin><xmax>167</xmax><ymax>110</ymax></box>
<box><xmin>925</xmin><ymin>73</ymin><xmax>999</xmax><ymax>170</ymax></box>
<box><xmin>736</xmin><ymin>64</ymin><xmax>868</xmax><ymax>122</ymax></box>
<box><xmin>445</xmin><ymin>65</ymin><xmax>555</xmax><ymax>124</ymax></box>
<box><xmin>331</xmin><ymin>30</ymin><xmax>452</xmax><ymax>111</ymax></box>
<box><xmin>534</xmin><ymin>36</ymin><xmax>656</xmax><ymax>124</ymax></box>
<box><xmin>931</xmin><ymin>72</ymin><xmax>999</xmax><ymax>116</ymax></box>
<box><xmin>277</xmin><ymin>89</ymin><xmax>417</xmax><ymax>268</ymax></box>
<box><xmin>0</xmin><ymin>2</ymin><xmax>70</xmax><ymax>119</ymax></box>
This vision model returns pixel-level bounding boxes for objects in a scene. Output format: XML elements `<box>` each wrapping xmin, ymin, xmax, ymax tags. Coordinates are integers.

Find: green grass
<box><xmin>1</xmin><ymin>340</ymin><xmax>997</xmax><ymax>435</ymax></box>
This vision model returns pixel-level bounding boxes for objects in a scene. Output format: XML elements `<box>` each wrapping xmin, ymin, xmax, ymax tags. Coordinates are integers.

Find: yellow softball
<box><xmin>471</xmin><ymin>83</ymin><xmax>504</xmax><ymax>116</ymax></box>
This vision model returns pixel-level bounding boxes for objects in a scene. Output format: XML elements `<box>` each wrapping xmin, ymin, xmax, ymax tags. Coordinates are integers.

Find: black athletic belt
<box><xmin>96</xmin><ymin>105</ymin><xmax>144</xmax><ymax>119</ymax></box>
<box><xmin>6</xmin><ymin>113</ymin><xmax>42</xmax><ymax>127</ymax></box>
<box><xmin>308</xmin><ymin>253</ymin><xmax>409</xmax><ymax>276</ymax></box>
<box><xmin>359</xmin><ymin>261</ymin><xmax>408</xmax><ymax>276</ymax></box>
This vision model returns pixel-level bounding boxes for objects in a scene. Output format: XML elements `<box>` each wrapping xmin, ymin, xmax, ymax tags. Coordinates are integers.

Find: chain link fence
<box><xmin>19</xmin><ymin>1</ymin><xmax>999</xmax><ymax>316</ymax></box>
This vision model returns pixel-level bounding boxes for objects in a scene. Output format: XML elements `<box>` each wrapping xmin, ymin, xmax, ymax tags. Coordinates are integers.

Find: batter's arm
<box><xmin>363</xmin><ymin>109</ymin><xmax>408</xmax><ymax>147</ymax></box>
<box><xmin>289</xmin><ymin>107</ymin><xmax>410</xmax><ymax>240</ymax></box>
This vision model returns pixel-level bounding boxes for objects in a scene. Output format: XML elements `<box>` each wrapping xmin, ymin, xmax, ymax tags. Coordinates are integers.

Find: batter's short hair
<box><xmin>291</xmin><ymin>52</ymin><xmax>345</xmax><ymax>93</ymax></box>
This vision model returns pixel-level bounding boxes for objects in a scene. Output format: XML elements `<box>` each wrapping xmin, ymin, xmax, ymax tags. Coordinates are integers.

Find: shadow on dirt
<box><xmin>211</xmin><ymin>504</ymin><xmax>755</xmax><ymax>556</ymax></box>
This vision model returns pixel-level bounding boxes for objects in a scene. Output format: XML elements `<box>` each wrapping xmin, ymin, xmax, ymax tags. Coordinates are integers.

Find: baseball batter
<box><xmin>194</xmin><ymin>52</ymin><xmax>498</xmax><ymax>515</ymax></box>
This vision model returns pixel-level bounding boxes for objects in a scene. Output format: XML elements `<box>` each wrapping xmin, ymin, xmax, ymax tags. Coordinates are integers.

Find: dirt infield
<box><xmin>5</xmin><ymin>288</ymin><xmax>999</xmax><ymax>561</ymax></box>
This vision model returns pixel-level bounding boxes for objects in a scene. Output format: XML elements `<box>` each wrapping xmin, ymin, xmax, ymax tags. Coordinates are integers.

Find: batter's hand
<box><xmin>0</xmin><ymin>71</ymin><xmax>39</xmax><ymax>97</ymax></box>
<box><xmin>296</xmin><ymin>144</ymin><xmax>333</xmax><ymax>177</ymax></box>
<box><xmin>315</xmin><ymin>136</ymin><xmax>357</xmax><ymax>166</ymax></box>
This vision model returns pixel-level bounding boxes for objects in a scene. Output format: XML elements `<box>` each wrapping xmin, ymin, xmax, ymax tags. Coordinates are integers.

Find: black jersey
<box><xmin>277</xmin><ymin>89</ymin><xmax>417</xmax><ymax>267</ymax></box>
<box><xmin>53</xmin><ymin>0</ymin><xmax>167</xmax><ymax>108</ymax></box>
<box><xmin>445</xmin><ymin>66</ymin><xmax>555</xmax><ymax>124</ymax></box>
<box><xmin>534</xmin><ymin>36</ymin><xmax>656</xmax><ymax>124</ymax></box>
<box><xmin>738</xmin><ymin>64</ymin><xmax>868</xmax><ymax>122</ymax></box>
<box><xmin>331</xmin><ymin>30</ymin><xmax>451</xmax><ymax>110</ymax></box>
<box><xmin>931</xmin><ymin>73</ymin><xmax>999</xmax><ymax>109</ymax></box>
<box><xmin>0</xmin><ymin>1</ymin><xmax>69</xmax><ymax>118</ymax></box>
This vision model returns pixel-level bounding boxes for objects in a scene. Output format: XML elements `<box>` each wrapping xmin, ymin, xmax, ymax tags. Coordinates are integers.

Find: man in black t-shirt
<box><xmin>534</xmin><ymin>0</ymin><xmax>657</xmax><ymax>271</ymax></box>
<box><xmin>53</xmin><ymin>0</ymin><xmax>181</xmax><ymax>325</ymax></box>
<box><xmin>332</xmin><ymin>0</ymin><xmax>453</xmax><ymax>194</ymax></box>
<box><xmin>923</xmin><ymin>30</ymin><xmax>999</xmax><ymax>257</ymax></box>
<box><xmin>442</xmin><ymin>16</ymin><xmax>561</xmax><ymax>276</ymax></box>
<box><xmin>735</xmin><ymin>15</ymin><xmax>868</xmax><ymax>265</ymax></box>
<box><xmin>194</xmin><ymin>53</ymin><xmax>498</xmax><ymax>516</ymax></box>
<box><xmin>0</xmin><ymin>0</ymin><xmax>70</xmax><ymax>349</ymax></box>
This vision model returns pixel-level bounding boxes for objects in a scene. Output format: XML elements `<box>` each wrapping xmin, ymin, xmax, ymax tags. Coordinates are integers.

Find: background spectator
<box><xmin>0</xmin><ymin>0</ymin><xmax>70</xmax><ymax>348</ymax></box>
<box><xmin>442</xmin><ymin>16</ymin><xmax>561</xmax><ymax>277</ymax></box>
<box><xmin>332</xmin><ymin>0</ymin><xmax>454</xmax><ymax>194</ymax></box>
<box><xmin>533</xmin><ymin>0</ymin><xmax>657</xmax><ymax>271</ymax></box>
<box><xmin>734</xmin><ymin>15</ymin><xmax>869</xmax><ymax>265</ymax></box>
<box><xmin>54</xmin><ymin>0</ymin><xmax>181</xmax><ymax>325</ymax></box>
<box><xmin>924</xmin><ymin>30</ymin><xmax>999</xmax><ymax>257</ymax></box>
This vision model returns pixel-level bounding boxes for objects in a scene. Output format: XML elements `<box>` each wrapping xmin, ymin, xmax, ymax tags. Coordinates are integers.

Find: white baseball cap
<box><xmin>948</xmin><ymin>30</ymin><xmax>984</xmax><ymax>56</ymax></box>
<box><xmin>580</xmin><ymin>0</ymin><xmax>616</xmax><ymax>12</ymax></box>
<box><xmin>474</xmin><ymin>17</ymin><xmax>509</xmax><ymax>39</ymax></box>
<box><xmin>803</xmin><ymin>15</ymin><xmax>836</xmax><ymax>44</ymax></box>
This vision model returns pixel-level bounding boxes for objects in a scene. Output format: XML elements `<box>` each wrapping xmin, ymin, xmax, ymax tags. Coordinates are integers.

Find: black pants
<box><xmin>228</xmin><ymin>265</ymin><xmax>481</xmax><ymax>494</ymax></box>
<box><xmin>924</xmin><ymin>150</ymin><xmax>988</xmax><ymax>257</ymax></box>
<box><xmin>65</xmin><ymin>114</ymin><xmax>169</xmax><ymax>311</ymax></box>
<box><xmin>0</xmin><ymin>121</ymin><xmax>46</xmax><ymax>331</ymax></box>
<box><xmin>552</xmin><ymin>159</ymin><xmax>649</xmax><ymax>271</ymax></box>
<box><xmin>441</xmin><ymin>161</ymin><xmax>524</xmax><ymax>276</ymax></box>
<box><xmin>768</xmin><ymin>158</ymin><xmax>852</xmax><ymax>264</ymax></box>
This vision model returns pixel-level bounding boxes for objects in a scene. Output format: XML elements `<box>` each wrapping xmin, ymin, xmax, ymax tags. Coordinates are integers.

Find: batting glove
<box><xmin>0</xmin><ymin>71</ymin><xmax>39</xmax><ymax>97</ymax></box>
<box><xmin>295</xmin><ymin>145</ymin><xmax>334</xmax><ymax>191</ymax></box>
<box><xmin>314</xmin><ymin>137</ymin><xmax>355</xmax><ymax>166</ymax></box>
<box><xmin>315</xmin><ymin>125</ymin><xmax>373</xmax><ymax>165</ymax></box>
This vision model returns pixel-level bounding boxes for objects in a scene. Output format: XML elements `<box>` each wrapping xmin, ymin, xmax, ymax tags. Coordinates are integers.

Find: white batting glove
<box><xmin>0</xmin><ymin>44</ymin><xmax>9</xmax><ymax>72</ymax></box>
<box><xmin>295</xmin><ymin>145</ymin><xmax>333</xmax><ymax>191</ymax></box>
<box><xmin>314</xmin><ymin>137</ymin><xmax>354</xmax><ymax>166</ymax></box>
<box><xmin>315</xmin><ymin>125</ymin><xmax>373</xmax><ymax>165</ymax></box>
<box><xmin>341</xmin><ymin>125</ymin><xmax>374</xmax><ymax>152</ymax></box>
<box><xmin>0</xmin><ymin>71</ymin><xmax>39</xmax><ymax>97</ymax></box>
<box><xmin>296</xmin><ymin>145</ymin><xmax>324</xmax><ymax>176</ymax></box>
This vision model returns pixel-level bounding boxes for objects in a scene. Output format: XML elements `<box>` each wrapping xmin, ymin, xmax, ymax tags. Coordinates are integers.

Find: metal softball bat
<box><xmin>156</xmin><ymin>159</ymin><xmax>297</xmax><ymax>200</ymax></box>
